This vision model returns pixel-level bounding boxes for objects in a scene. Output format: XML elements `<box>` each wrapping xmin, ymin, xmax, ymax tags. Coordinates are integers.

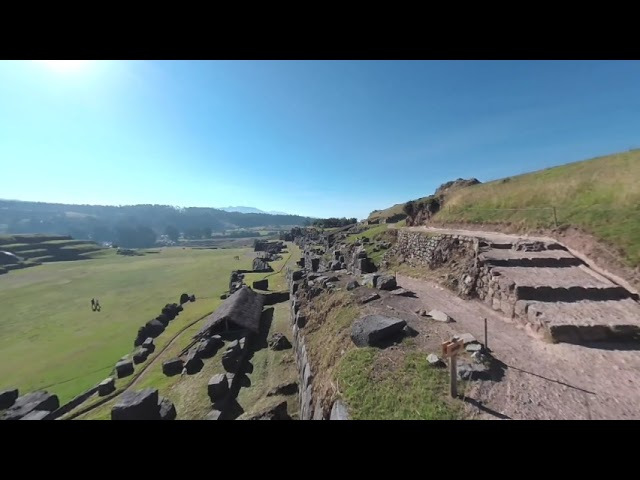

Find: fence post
<box><xmin>552</xmin><ymin>207</ymin><xmax>558</xmax><ymax>228</ymax></box>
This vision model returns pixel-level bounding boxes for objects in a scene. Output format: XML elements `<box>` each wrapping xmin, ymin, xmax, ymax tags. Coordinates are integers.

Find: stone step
<box><xmin>516</xmin><ymin>285</ymin><xmax>631</xmax><ymax>302</ymax></box>
<box><xmin>516</xmin><ymin>298</ymin><xmax>640</xmax><ymax>344</ymax></box>
<box><xmin>479</xmin><ymin>249</ymin><xmax>583</xmax><ymax>268</ymax></box>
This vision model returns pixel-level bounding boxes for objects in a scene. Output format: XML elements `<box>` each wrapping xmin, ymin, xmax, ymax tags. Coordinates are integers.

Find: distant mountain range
<box><xmin>219</xmin><ymin>206</ymin><xmax>291</xmax><ymax>215</ymax></box>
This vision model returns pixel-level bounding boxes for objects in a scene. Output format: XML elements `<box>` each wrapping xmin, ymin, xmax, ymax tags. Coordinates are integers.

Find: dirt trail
<box><xmin>397</xmin><ymin>274</ymin><xmax>640</xmax><ymax>420</ymax></box>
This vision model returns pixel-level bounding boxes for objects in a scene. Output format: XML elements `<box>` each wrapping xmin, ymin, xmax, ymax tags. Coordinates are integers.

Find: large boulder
<box><xmin>162</xmin><ymin>358</ymin><xmax>184</xmax><ymax>377</ymax></box>
<box><xmin>111</xmin><ymin>389</ymin><xmax>160</xmax><ymax>420</ymax></box>
<box><xmin>155</xmin><ymin>314</ymin><xmax>170</xmax><ymax>326</ymax></box>
<box><xmin>1</xmin><ymin>391</ymin><xmax>59</xmax><ymax>420</ymax></box>
<box><xmin>0</xmin><ymin>388</ymin><xmax>18</xmax><ymax>410</ymax></box>
<box><xmin>133</xmin><ymin>348</ymin><xmax>149</xmax><ymax>365</ymax></box>
<box><xmin>158</xmin><ymin>397</ymin><xmax>177</xmax><ymax>420</ymax></box>
<box><xmin>144</xmin><ymin>319</ymin><xmax>165</xmax><ymax>338</ymax></box>
<box><xmin>142</xmin><ymin>337</ymin><xmax>155</xmax><ymax>354</ymax></box>
<box><xmin>362</xmin><ymin>274</ymin><xmax>379</xmax><ymax>288</ymax></box>
<box><xmin>253</xmin><ymin>257</ymin><xmax>273</xmax><ymax>272</ymax></box>
<box><xmin>253</xmin><ymin>279</ymin><xmax>269</xmax><ymax>290</ymax></box>
<box><xmin>195</xmin><ymin>335</ymin><xmax>223</xmax><ymax>359</ymax></box>
<box><xmin>115</xmin><ymin>359</ymin><xmax>134</xmax><ymax>378</ymax></box>
<box><xmin>330</xmin><ymin>260</ymin><xmax>342</xmax><ymax>271</ymax></box>
<box><xmin>98</xmin><ymin>377</ymin><xmax>116</xmax><ymax>396</ymax></box>
<box><xmin>346</xmin><ymin>280</ymin><xmax>360</xmax><ymax>291</ymax></box>
<box><xmin>184</xmin><ymin>348</ymin><xmax>204</xmax><ymax>374</ymax></box>
<box><xmin>376</xmin><ymin>275</ymin><xmax>397</xmax><ymax>291</ymax></box>
<box><xmin>208</xmin><ymin>374</ymin><xmax>229</xmax><ymax>403</ymax></box>
<box><xmin>350</xmin><ymin>315</ymin><xmax>407</xmax><ymax>347</ymax></box>
<box><xmin>361</xmin><ymin>293</ymin><xmax>380</xmax><ymax>304</ymax></box>
<box><xmin>269</xmin><ymin>333</ymin><xmax>292</xmax><ymax>351</ymax></box>
<box><xmin>180</xmin><ymin>293</ymin><xmax>190</xmax><ymax>305</ymax></box>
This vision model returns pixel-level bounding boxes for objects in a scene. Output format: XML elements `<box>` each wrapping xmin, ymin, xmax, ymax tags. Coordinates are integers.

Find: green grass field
<box><xmin>0</xmin><ymin>247</ymin><xmax>255</xmax><ymax>404</ymax></box>
<box><xmin>77</xmin><ymin>242</ymin><xmax>301</xmax><ymax>420</ymax></box>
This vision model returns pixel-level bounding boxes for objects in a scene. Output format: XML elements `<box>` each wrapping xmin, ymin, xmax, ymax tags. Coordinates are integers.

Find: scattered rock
<box><xmin>222</xmin><ymin>348</ymin><xmax>241</xmax><ymax>373</ymax></box>
<box><xmin>267</xmin><ymin>381</ymin><xmax>298</xmax><ymax>397</ymax></box>
<box><xmin>330</xmin><ymin>400</ymin><xmax>350</xmax><ymax>420</ymax></box>
<box><xmin>162</xmin><ymin>358</ymin><xmax>184</xmax><ymax>377</ymax></box>
<box><xmin>457</xmin><ymin>333</ymin><xmax>477</xmax><ymax>345</ymax></box>
<box><xmin>115</xmin><ymin>359</ymin><xmax>134</xmax><ymax>379</ymax></box>
<box><xmin>0</xmin><ymin>388</ymin><xmax>18</xmax><ymax>410</ymax></box>
<box><xmin>20</xmin><ymin>410</ymin><xmax>50</xmax><ymax>420</ymax></box>
<box><xmin>133</xmin><ymin>348</ymin><xmax>149</xmax><ymax>365</ymax></box>
<box><xmin>111</xmin><ymin>388</ymin><xmax>160</xmax><ymax>420</ymax></box>
<box><xmin>144</xmin><ymin>319</ymin><xmax>165</xmax><ymax>338</ymax></box>
<box><xmin>376</xmin><ymin>275</ymin><xmax>397</xmax><ymax>290</ymax></box>
<box><xmin>158</xmin><ymin>397</ymin><xmax>177</xmax><ymax>420</ymax></box>
<box><xmin>189</xmin><ymin>294</ymin><xmax>196</xmax><ymax>302</ymax></box>
<box><xmin>142</xmin><ymin>337</ymin><xmax>155</xmax><ymax>354</ymax></box>
<box><xmin>351</xmin><ymin>314</ymin><xmax>407</xmax><ymax>347</ymax></box>
<box><xmin>1</xmin><ymin>391</ymin><xmax>59</xmax><ymax>420</ymax></box>
<box><xmin>195</xmin><ymin>336</ymin><xmax>223</xmax><ymax>359</ymax></box>
<box><xmin>269</xmin><ymin>333</ymin><xmax>292</xmax><ymax>351</ymax></box>
<box><xmin>428</xmin><ymin>309</ymin><xmax>452</xmax><ymax>323</ymax></box>
<box><xmin>208</xmin><ymin>374</ymin><xmax>229</xmax><ymax>403</ymax></box>
<box><xmin>427</xmin><ymin>353</ymin><xmax>446</xmax><ymax>367</ymax></box>
<box><xmin>390</xmin><ymin>288</ymin><xmax>413</xmax><ymax>296</ymax></box>
<box><xmin>457</xmin><ymin>362</ymin><xmax>489</xmax><ymax>381</ymax></box>
<box><xmin>180</xmin><ymin>293</ymin><xmax>190</xmax><ymax>304</ymax></box>
<box><xmin>361</xmin><ymin>293</ymin><xmax>381</xmax><ymax>304</ymax></box>
<box><xmin>346</xmin><ymin>280</ymin><xmax>360</xmax><ymax>291</ymax></box>
<box><xmin>98</xmin><ymin>377</ymin><xmax>116</xmax><ymax>396</ymax></box>
<box><xmin>205</xmin><ymin>409</ymin><xmax>223</xmax><ymax>420</ymax></box>
<box><xmin>403</xmin><ymin>324</ymin><xmax>419</xmax><ymax>337</ymax></box>
<box><xmin>184</xmin><ymin>348</ymin><xmax>204</xmax><ymax>374</ymax></box>
<box><xmin>466</xmin><ymin>343</ymin><xmax>483</xmax><ymax>353</ymax></box>
<box><xmin>220</xmin><ymin>293</ymin><xmax>228</xmax><ymax>300</ymax></box>
<box><xmin>362</xmin><ymin>273</ymin><xmax>379</xmax><ymax>288</ymax></box>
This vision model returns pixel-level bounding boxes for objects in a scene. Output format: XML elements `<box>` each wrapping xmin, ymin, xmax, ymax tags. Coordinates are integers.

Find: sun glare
<box><xmin>37</xmin><ymin>60</ymin><xmax>89</xmax><ymax>72</ymax></box>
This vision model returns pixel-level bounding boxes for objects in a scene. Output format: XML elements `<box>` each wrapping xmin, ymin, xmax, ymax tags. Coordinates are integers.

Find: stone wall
<box><xmin>388</xmin><ymin>230</ymin><xmax>478</xmax><ymax>268</ymax></box>
<box><xmin>285</xmin><ymin>266</ymin><xmax>350</xmax><ymax>420</ymax></box>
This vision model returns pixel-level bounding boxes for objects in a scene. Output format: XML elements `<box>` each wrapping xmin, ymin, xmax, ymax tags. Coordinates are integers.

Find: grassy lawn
<box><xmin>76</xmin><ymin>242</ymin><xmax>301</xmax><ymax>420</ymax></box>
<box><xmin>0</xmin><ymin>246</ymin><xmax>255</xmax><ymax>404</ymax></box>
<box><xmin>336</xmin><ymin>349</ymin><xmax>460</xmax><ymax>420</ymax></box>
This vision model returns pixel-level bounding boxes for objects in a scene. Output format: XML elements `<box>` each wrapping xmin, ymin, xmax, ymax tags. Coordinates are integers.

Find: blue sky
<box><xmin>1</xmin><ymin>60</ymin><xmax>639</xmax><ymax>219</ymax></box>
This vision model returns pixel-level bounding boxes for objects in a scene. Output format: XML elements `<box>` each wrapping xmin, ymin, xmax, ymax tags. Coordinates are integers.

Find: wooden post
<box><xmin>552</xmin><ymin>207</ymin><xmax>558</xmax><ymax>227</ymax></box>
<box><xmin>450</xmin><ymin>355</ymin><xmax>458</xmax><ymax>398</ymax></box>
<box><xmin>484</xmin><ymin>318</ymin><xmax>488</xmax><ymax>351</ymax></box>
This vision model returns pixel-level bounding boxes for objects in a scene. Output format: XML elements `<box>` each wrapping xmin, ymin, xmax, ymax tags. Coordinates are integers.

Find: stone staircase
<box><xmin>475</xmin><ymin>240</ymin><xmax>640</xmax><ymax>344</ymax></box>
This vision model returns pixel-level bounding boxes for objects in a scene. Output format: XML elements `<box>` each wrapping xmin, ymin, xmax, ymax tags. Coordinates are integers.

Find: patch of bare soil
<box><xmin>395</xmin><ymin>274</ymin><xmax>640</xmax><ymax>420</ymax></box>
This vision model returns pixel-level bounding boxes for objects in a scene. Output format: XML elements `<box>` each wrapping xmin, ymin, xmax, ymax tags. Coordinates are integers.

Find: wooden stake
<box><xmin>484</xmin><ymin>317</ymin><xmax>488</xmax><ymax>351</ymax></box>
<box><xmin>450</xmin><ymin>355</ymin><xmax>458</xmax><ymax>398</ymax></box>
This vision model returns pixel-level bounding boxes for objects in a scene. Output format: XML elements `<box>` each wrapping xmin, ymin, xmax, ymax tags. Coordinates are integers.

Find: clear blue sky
<box><xmin>1</xmin><ymin>60</ymin><xmax>639</xmax><ymax>219</ymax></box>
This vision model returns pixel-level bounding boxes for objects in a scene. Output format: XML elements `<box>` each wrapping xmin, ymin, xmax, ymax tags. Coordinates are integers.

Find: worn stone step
<box><xmin>517</xmin><ymin>298</ymin><xmax>640</xmax><ymax>344</ymax></box>
<box><xmin>479</xmin><ymin>249</ymin><xmax>583</xmax><ymax>268</ymax></box>
<box><xmin>516</xmin><ymin>285</ymin><xmax>631</xmax><ymax>302</ymax></box>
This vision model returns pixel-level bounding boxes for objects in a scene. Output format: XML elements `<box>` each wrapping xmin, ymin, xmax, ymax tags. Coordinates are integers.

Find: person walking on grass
<box><xmin>91</xmin><ymin>298</ymin><xmax>96</xmax><ymax>311</ymax></box>
<box><xmin>95</xmin><ymin>298</ymin><xmax>101</xmax><ymax>312</ymax></box>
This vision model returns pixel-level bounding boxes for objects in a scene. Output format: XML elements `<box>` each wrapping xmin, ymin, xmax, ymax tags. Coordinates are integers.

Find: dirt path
<box><xmin>397</xmin><ymin>274</ymin><xmax>640</xmax><ymax>420</ymax></box>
